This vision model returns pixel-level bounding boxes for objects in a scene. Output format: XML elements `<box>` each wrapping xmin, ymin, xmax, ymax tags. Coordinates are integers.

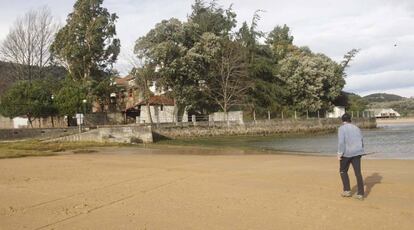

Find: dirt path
<box><xmin>0</xmin><ymin>147</ymin><xmax>413</xmax><ymax>229</ymax></box>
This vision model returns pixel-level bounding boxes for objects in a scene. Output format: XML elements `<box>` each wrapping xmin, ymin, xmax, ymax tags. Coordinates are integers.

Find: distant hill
<box><xmin>363</xmin><ymin>93</ymin><xmax>405</xmax><ymax>103</ymax></box>
<box><xmin>369</xmin><ymin>99</ymin><xmax>414</xmax><ymax>117</ymax></box>
<box><xmin>0</xmin><ymin>61</ymin><xmax>15</xmax><ymax>95</ymax></box>
<box><xmin>0</xmin><ymin>61</ymin><xmax>67</xmax><ymax>96</ymax></box>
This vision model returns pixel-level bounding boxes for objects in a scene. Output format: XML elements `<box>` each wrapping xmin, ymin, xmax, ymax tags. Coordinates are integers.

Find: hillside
<box><xmin>363</xmin><ymin>93</ymin><xmax>405</xmax><ymax>103</ymax></box>
<box><xmin>0</xmin><ymin>61</ymin><xmax>67</xmax><ymax>95</ymax></box>
<box><xmin>368</xmin><ymin>99</ymin><xmax>414</xmax><ymax>117</ymax></box>
<box><xmin>0</xmin><ymin>61</ymin><xmax>15</xmax><ymax>95</ymax></box>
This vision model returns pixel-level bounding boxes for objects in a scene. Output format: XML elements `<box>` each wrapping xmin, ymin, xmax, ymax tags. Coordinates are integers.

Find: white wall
<box><xmin>13</xmin><ymin>117</ymin><xmax>29</xmax><ymax>128</ymax></box>
<box><xmin>327</xmin><ymin>106</ymin><xmax>345</xmax><ymax>118</ymax></box>
<box><xmin>211</xmin><ymin>111</ymin><xmax>244</xmax><ymax>124</ymax></box>
<box><xmin>139</xmin><ymin>105</ymin><xmax>188</xmax><ymax>124</ymax></box>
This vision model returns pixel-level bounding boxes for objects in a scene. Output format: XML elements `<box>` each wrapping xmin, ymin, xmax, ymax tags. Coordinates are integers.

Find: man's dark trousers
<box><xmin>340</xmin><ymin>155</ymin><xmax>364</xmax><ymax>196</ymax></box>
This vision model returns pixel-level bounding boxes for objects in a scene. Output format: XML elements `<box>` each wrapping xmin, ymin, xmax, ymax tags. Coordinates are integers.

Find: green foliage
<box><xmin>266</xmin><ymin>24</ymin><xmax>295</xmax><ymax>61</ymax></box>
<box><xmin>247</xmin><ymin>45</ymin><xmax>286</xmax><ymax>116</ymax></box>
<box><xmin>132</xmin><ymin>0</ymin><xmax>349</xmax><ymax>117</ymax></box>
<box><xmin>50</xmin><ymin>0</ymin><xmax>120</xmax><ymax>83</ymax></box>
<box><xmin>363</xmin><ymin>93</ymin><xmax>405</xmax><ymax>103</ymax></box>
<box><xmin>347</xmin><ymin>93</ymin><xmax>368</xmax><ymax>112</ymax></box>
<box><xmin>278</xmin><ymin>52</ymin><xmax>344</xmax><ymax>112</ymax></box>
<box><xmin>0</xmin><ymin>80</ymin><xmax>58</xmax><ymax>122</ymax></box>
<box><xmin>54</xmin><ymin>78</ymin><xmax>88</xmax><ymax>117</ymax></box>
<box><xmin>134</xmin><ymin>1</ymin><xmax>239</xmax><ymax>116</ymax></box>
<box><xmin>189</xmin><ymin>0</ymin><xmax>237</xmax><ymax>37</ymax></box>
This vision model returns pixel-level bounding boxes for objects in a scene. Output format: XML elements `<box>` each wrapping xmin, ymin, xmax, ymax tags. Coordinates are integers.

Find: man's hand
<box><xmin>337</xmin><ymin>155</ymin><xmax>342</xmax><ymax>161</ymax></box>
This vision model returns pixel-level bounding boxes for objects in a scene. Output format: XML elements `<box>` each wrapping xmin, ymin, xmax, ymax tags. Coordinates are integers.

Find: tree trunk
<box><xmin>28</xmin><ymin>116</ymin><xmax>33</xmax><ymax>128</ymax></box>
<box><xmin>146</xmin><ymin>102</ymin><xmax>153</xmax><ymax>125</ymax></box>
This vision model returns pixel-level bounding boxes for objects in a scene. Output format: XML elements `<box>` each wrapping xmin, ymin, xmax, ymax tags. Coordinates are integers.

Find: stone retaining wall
<box><xmin>49</xmin><ymin>125</ymin><xmax>153</xmax><ymax>144</ymax></box>
<box><xmin>153</xmin><ymin>118</ymin><xmax>376</xmax><ymax>140</ymax></box>
<box><xmin>0</xmin><ymin>128</ymin><xmax>78</xmax><ymax>141</ymax></box>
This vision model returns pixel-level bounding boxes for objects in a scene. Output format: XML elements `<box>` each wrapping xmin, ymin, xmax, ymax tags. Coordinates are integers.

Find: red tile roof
<box><xmin>114</xmin><ymin>75</ymin><xmax>135</xmax><ymax>87</ymax></box>
<box><xmin>125</xmin><ymin>95</ymin><xmax>174</xmax><ymax>112</ymax></box>
<box><xmin>138</xmin><ymin>95</ymin><xmax>174</xmax><ymax>106</ymax></box>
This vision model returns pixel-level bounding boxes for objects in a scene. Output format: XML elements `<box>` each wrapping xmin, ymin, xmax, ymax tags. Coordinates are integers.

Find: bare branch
<box><xmin>0</xmin><ymin>6</ymin><xmax>59</xmax><ymax>81</ymax></box>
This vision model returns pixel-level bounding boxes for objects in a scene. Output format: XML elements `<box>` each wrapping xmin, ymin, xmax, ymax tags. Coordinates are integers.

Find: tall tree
<box><xmin>54</xmin><ymin>78</ymin><xmax>88</xmax><ymax>117</ymax></box>
<box><xmin>0</xmin><ymin>7</ymin><xmax>59</xmax><ymax>81</ymax></box>
<box><xmin>189</xmin><ymin>0</ymin><xmax>237</xmax><ymax>37</ymax></box>
<box><xmin>194</xmin><ymin>35</ymin><xmax>251</xmax><ymax>115</ymax></box>
<box><xmin>50</xmin><ymin>0</ymin><xmax>120</xmax><ymax>85</ymax></box>
<box><xmin>134</xmin><ymin>18</ymin><xmax>194</xmax><ymax>121</ymax></box>
<box><xmin>134</xmin><ymin>1</ymin><xmax>239</xmax><ymax>119</ymax></box>
<box><xmin>278</xmin><ymin>51</ymin><xmax>344</xmax><ymax>112</ymax></box>
<box><xmin>266</xmin><ymin>24</ymin><xmax>294</xmax><ymax>61</ymax></box>
<box><xmin>131</xmin><ymin>65</ymin><xmax>156</xmax><ymax>124</ymax></box>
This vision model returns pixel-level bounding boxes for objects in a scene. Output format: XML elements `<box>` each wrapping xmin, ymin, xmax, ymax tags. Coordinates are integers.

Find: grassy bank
<box><xmin>0</xmin><ymin>141</ymin><xmax>128</xmax><ymax>159</ymax></box>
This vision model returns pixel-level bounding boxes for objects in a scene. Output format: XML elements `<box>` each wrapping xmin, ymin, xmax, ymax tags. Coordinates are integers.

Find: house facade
<box><xmin>327</xmin><ymin>106</ymin><xmax>346</xmax><ymax>118</ymax></box>
<box><xmin>131</xmin><ymin>95</ymin><xmax>188</xmax><ymax>124</ymax></box>
<box><xmin>369</xmin><ymin>108</ymin><xmax>401</xmax><ymax>118</ymax></box>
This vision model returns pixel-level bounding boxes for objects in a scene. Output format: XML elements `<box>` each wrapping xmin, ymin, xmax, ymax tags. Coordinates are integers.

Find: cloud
<box><xmin>345</xmin><ymin>70</ymin><xmax>414</xmax><ymax>96</ymax></box>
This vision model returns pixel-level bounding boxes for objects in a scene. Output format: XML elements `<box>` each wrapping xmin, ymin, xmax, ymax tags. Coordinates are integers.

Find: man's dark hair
<box><xmin>342</xmin><ymin>113</ymin><xmax>352</xmax><ymax>122</ymax></box>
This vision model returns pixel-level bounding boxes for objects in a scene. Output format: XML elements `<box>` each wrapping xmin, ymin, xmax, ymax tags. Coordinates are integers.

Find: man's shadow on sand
<box><xmin>352</xmin><ymin>172</ymin><xmax>382</xmax><ymax>197</ymax></box>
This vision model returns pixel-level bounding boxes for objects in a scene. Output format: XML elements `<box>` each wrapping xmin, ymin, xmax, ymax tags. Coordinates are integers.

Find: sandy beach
<box><xmin>0</xmin><ymin>147</ymin><xmax>413</xmax><ymax>230</ymax></box>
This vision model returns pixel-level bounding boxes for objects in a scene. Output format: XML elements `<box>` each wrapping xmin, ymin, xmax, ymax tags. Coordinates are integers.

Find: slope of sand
<box><xmin>0</xmin><ymin>147</ymin><xmax>413</xmax><ymax>230</ymax></box>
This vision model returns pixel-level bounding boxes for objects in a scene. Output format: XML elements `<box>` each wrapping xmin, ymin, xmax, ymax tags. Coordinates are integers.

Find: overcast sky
<box><xmin>1</xmin><ymin>0</ymin><xmax>413</xmax><ymax>97</ymax></box>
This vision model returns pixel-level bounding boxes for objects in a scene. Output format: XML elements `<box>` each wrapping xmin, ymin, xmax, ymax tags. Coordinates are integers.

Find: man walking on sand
<box><xmin>337</xmin><ymin>113</ymin><xmax>365</xmax><ymax>200</ymax></box>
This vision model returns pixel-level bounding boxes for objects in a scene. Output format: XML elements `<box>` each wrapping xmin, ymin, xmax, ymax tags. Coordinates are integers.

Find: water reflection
<box><xmin>250</xmin><ymin>124</ymin><xmax>414</xmax><ymax>159</ymax></box>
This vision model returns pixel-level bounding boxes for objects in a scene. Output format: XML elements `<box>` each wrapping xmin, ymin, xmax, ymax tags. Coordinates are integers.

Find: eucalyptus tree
<box><xmin>266</xmin><ymin>24</ymin><xmax>295</xmax><ymax>62</ymax></box>
<box><xmin>50</xmin><ymin>0</ymin><xmax>120</xmax><ymax>86</ymax></box>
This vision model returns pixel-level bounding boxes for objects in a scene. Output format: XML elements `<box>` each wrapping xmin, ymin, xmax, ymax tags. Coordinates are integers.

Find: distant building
<box><xmin>369</xmin><ymin>109</ymin><xmax>401</xmax><ymax>118</ymax></box>
<box><xmin>327</xmin><ymin>106</ymin><xmax>346</xmax><ymax>118</ymax></box>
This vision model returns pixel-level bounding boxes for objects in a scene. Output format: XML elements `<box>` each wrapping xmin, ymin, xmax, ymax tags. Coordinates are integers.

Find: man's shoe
<box><xmin>341</xmin><ymin>191</ymin><xmax>352</xmax><ymax>197</ymax></box>
<box><xmin>353</xmin><ymin>194</ymin><xmax>364</xmax><ymax>200</ymax></box>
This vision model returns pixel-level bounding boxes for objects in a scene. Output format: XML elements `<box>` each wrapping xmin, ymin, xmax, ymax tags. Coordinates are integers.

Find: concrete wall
<box><xmin>139</xmin><ymin>105</ymin><xmax>188</xmax><ymax>124</ymax></box>
<box><xmin>0</xmin><ymin>128</ymin><xmax>78</xmax><ymax>141</ymax></box>
<box><xmin>211</xmin><ymin>111</ymin><xmax>244</xmax><ymax>124</ymax></box>
<box><xmin>153</xmin><ymin>118</ymin><xmax>376</xmax><ymax>140</ymax></box>
<box><xmin>30</xmin><ymin>117</ymin><xmax>68</xmax><ymax>128</ymax></box>
<box><xmin>85</xmin><ymin>113</ymin><xmax>126</xmax><ymax>126</ymax></box>
<box><xmin>50</xmin><ymin>125</ymin><xmax>153</xmax><ymax>144</ymax></box>
<box><xmin>0</xmin><ymin>116</ymin><xmax>13</xmax><ymax>129</ymax></box>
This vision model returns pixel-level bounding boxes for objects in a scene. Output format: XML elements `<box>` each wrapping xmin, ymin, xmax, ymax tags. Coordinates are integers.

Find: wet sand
<box><xmin>0</xmin><ymin>147</ymin><xmax>413</xmax><ymax>230</ymax></box>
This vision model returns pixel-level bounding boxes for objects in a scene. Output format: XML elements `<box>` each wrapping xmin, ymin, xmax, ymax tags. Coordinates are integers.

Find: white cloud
<box><xmin>345</xmin><ymin>70</ymin><xmax>414</xmax><ymax>96</ymax></box>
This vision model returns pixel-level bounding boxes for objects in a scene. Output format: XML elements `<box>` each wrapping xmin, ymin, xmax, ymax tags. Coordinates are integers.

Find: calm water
<box><xmin>163</xmin><ymin>123</ymin><xmax>414</xmax><ymax>159</ymax></box>
<box><xmin>248</xmin><ymin>123</ymin><xmax>414</xmax><ymax>159</ymax></box>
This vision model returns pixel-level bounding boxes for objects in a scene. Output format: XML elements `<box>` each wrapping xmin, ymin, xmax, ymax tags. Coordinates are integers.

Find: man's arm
<box><xmin>337</xmin><ymin>127</ymin><xmax>345</xmax><ymax>160</ymax></box>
